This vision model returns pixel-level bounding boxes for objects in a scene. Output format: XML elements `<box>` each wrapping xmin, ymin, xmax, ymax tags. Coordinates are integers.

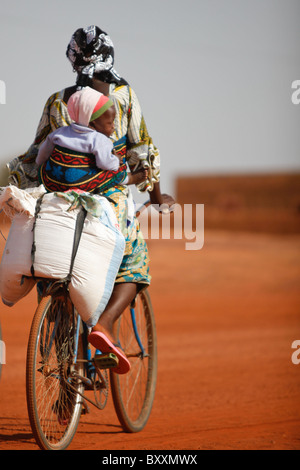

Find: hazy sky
<box><xmin>0</xmin><ymin>0</ymin><xmax>299</xmax><ymax>196</ymax></box>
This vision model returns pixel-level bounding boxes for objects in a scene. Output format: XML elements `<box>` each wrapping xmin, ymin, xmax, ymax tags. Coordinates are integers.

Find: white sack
<box><xmin>0</xmin><ymin>191</ymin><xmax>125</xmax><ymax>327</ymax></box>
<box><xmin>33</xmin><ymin>193</ymin><xmax>125</xmax><ymax>327</ymax></box>
<box><xmin>0</xmin><ymin>214</ymin><xmax>36</xmax><ymax>305</ymax></box>
<box><xmin>0</xmin><ymin>184</ymin><xmax>46</xmax><ymax>219</ymax></box>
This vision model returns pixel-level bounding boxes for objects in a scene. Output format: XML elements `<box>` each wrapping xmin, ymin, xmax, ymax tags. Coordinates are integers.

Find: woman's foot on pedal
<box><xmin>88</xmin><ymin>331</ymin><xmax>131</xmax><ymax>375</ymax></box>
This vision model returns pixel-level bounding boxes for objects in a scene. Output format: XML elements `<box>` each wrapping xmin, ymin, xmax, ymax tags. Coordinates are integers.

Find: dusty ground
<box><xmin>0</xmin><ymin>227</ymin><xmax>300</xmax><ymax>450</ymax></box>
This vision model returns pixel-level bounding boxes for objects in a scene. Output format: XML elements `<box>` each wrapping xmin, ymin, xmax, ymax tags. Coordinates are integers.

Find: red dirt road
<box><xmin>0</xmin><ymin>229</ymin><xmax>300</xmax><ymax>450</ymax></box>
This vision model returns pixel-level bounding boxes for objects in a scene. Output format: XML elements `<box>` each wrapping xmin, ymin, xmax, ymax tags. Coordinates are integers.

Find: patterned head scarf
<box><xmin>66</xmin><ymin>25</ymin><xmax>128</xmax><ymax>88</ymax></box>
<box><xmin>67</xmin><ymin>86</ymin><xmax>114</xmax><ymax>127</ymax></box>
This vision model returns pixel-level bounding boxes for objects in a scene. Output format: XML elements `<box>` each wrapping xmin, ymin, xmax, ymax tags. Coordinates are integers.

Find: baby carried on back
<box><xmin>36</xmin><ymin>86</ymin><xmax>147</xmax><ymax>193</ymax></box>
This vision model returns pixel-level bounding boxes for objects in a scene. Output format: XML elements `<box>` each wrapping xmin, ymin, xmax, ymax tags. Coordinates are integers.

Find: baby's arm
<box><xmin>126</xmin><ymin>168</ymin><xmax>148</xmax><ymax>185</ymax></box>
<box><xmin>36</xmin><ymin>134</ymin><xmax>55</xmax><ymax>165</ymax></box>
<box><xmin>94</xmin><ymin>133</ymin><xmax>120</xmax><ymax>171</ymax></box>
<box><xmin>112</xmin><ymin>151</ymin><xmax>148</xmax><ymax>186</ymax></box>
<box><xmin>93</xmin><ymin>133</ymin><xmax>148</xmax><ymax>188</ymax></box>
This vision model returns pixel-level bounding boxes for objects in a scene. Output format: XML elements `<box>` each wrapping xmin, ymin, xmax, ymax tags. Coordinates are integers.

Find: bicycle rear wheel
<box><xmin>26</xmin><ymin>294</ymin><xmax>84</xmax><ymax>450</ymax></box>
<box><xmin>110</xmin><ymin>289</ymin><xmax>157</xmax><ymax>432</ymax></box>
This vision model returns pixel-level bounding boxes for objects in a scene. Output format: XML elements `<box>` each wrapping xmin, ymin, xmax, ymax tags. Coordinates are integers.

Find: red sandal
<box><xmin>88</xmin><ymin>331</ymin><xmax>131</xmax><ymax>375</ymax></box>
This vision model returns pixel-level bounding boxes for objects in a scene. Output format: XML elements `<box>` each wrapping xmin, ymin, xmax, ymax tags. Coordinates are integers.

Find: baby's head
<box><xmin>89</xmin><ymin>101</ymin><xmax>116</xmax><ymax>137</ymax></box>
<box><xmin>67</xmin><ymin>86</ymin><xmax>115</xmax><ymax>137</ymax></box>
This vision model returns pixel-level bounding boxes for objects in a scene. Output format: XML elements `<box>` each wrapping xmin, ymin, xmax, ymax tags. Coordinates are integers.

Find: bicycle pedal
<box><xmin>93</xmin><ymin>353</ymin><xmax>119</xmax><ymax>369</ymax></box>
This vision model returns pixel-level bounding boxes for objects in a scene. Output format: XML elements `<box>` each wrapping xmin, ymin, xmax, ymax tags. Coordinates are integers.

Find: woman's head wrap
<box><xmin>66</xmin><ymin>25</ymin><xmax>128</xmax><ymax>89</ymax></box>
<box><xmin>67</xmin><ymin>86</ymin><xmax>114</xmax><ymax>127</ymax></box>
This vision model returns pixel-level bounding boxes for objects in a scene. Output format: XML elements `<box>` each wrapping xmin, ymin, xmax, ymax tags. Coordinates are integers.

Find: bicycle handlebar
<box><xmin>135</xmin><ymin>200</ymin><xmax>174</xmax><ymax>218</ymax></box>
<box><xmin>135</xmin><ymin>200</ymin><xmax>151</xmax><ymax>218</ymax></box>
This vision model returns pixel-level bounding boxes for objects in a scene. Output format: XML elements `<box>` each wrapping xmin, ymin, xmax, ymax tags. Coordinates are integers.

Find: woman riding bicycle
<box><xmin>7</xmin><ymin>25</ymin><xmax>174</xmax><ymax>374</ymax></box>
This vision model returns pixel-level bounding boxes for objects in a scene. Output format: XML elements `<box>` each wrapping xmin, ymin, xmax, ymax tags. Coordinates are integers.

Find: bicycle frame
<box><xmin>49</xmin><ymin>294</ymin><xmax>147</xmax><ymax>412</ymax></box>
<box><xmin>130</xmin><ymin>307</ymin><xmax>145</xmax><ymax>358</ymax></box>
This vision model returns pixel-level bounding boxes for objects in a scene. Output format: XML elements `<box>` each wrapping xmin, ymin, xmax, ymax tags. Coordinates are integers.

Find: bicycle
<box><xmin>25</xmin><ymin>200</ymin><xmax>157</xmax><ymax>450</ymax></box>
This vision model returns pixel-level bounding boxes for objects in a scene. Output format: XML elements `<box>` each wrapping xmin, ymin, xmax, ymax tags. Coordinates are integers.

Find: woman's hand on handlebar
<box><xmin>136</xmin><ymin>183</ymin><xmax>175</xmax><ymax>217</ymax></box>
<box><xmin>149</xmin><ymin>182</ymin><xmax>175</xmax><ymax>209</ymax></box>
<box><xmin>134</xmin><ymin>182</ymin><xmax>175</xmax><ymax>218</ymax></box>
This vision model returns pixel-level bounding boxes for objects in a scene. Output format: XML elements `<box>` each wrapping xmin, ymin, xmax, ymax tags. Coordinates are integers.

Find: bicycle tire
<box><xmin>110</xmin><ymin>289</ymin><xmax>157</xmax><ymax>432</ymax></box>
<box><xmin>26</xmin><ymin>295</ymin><xmax>84</xmax><ymax>450</ymax></box>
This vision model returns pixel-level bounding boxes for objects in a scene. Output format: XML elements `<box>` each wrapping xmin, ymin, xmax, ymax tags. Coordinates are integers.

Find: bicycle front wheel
<box><xmin>110</xmin><ymin>289</ymin><xmax>157</xmax><ymax>432</ymax></box>
<box><xmin>26</xmin><ymin>295</ymin><xmax>84</xmax><ymax>450</ymax></box>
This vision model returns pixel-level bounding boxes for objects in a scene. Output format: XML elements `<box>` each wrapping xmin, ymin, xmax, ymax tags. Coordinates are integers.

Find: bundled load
<box><xmin>0</xmin><ymin>185</ymin><xmax>46</xmax><ymax>306</ymax></box>
<box><xmin>0</xmin><ymin>186</ymin><xmax>125</xmax><ymax>327</ymax></box>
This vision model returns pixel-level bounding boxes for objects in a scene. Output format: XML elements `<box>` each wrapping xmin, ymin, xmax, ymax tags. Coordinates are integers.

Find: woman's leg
<box><xmin>92</xmin><ymin>282</ymin><xmax>137</xmax><ymax>343</ymax></box>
